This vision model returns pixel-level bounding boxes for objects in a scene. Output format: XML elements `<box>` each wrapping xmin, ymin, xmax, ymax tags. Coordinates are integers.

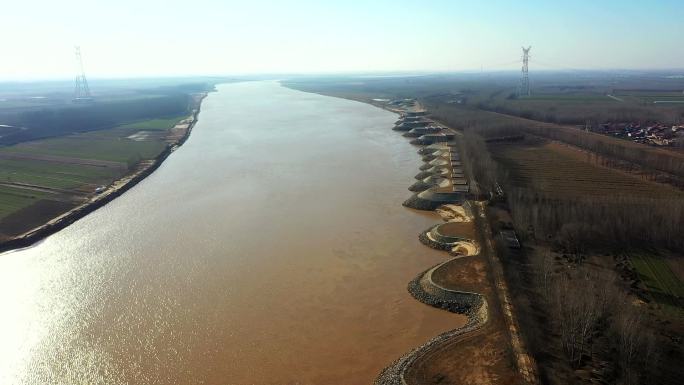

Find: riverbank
<box><xmin>0</xmin><ymin>92</ymin><xmax>209</xmax><ymax>253</ymax></box>
<box><xmin>286</xmin><ymin>89</ymin><xmax>537</xmax><ymax>384</ymax></box>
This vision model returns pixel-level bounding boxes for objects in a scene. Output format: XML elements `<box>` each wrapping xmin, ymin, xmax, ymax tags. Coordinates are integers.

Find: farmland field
<box><xmin>0</xmin><ymin>79</ymin><xmax>214</xmax><ymax>238</ymax></box>
<box><xmin>490</xmin><ymin>140</ymin><xmax>684</xmax><ymax>198</ymax></box>
<box><xmin>613</xmin><ymin>90</ymin><xmax>684</xmax><ymax>102</ymax></box>
<box><xmin>0</xmin><ymin>185</ymin><xmax>50</xmax><ymax>219</ymax></box>
<box><xmin>0</xmin><ymin>117</ymin><xmax>175</xmax><ymax>232</ymax></box>
<box><xmin>616</xmin><ymin>93</ymin><xmax>684</xmax><ymax>104</ymax></box>
<box><xmin>115</xmin><ymin>115</ymin><xmax>185</xmax><ymax>131</ymax></box>
<box><xmin>630</xmin><ymin>252</ymin><xmax>684</xmax><ymax>316</ymax></box>
<box><xmin>0</xmin><ymin>158</ymin><xmax>121</xmax><ymax>190</ymax></box>
<box><xmin>2</xmin><ymin>129</ymin><xmax>168</xmax><ymax>163</ymax></box>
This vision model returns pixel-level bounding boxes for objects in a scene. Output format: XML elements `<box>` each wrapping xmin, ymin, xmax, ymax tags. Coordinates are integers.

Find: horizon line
<box><xmin>2</xmin><ymin>68</ymin><xmax>684</xmax><ymax>83</ymax></box>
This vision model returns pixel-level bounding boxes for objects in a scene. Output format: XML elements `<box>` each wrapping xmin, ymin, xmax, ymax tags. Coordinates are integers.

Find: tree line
<box><xmin>475</xmin><ymin>98</ymin><xmax>681</xmax><ymax>127</ymax></box>
<box><xmin>0</xmin><ymin>94</ymin><xmax>190</xmax><ymax>145</ymax></box>
<box><xmin>461</xmin><ymin>129</ymin><xmax>684</xmax><ymax>253</ymax></box>
<box><xmin>457</xmin><ymin>100</ymin><xmax>681</xmax><ymax>385</ymax></box>
<box><xmin>427</xmin><ymin>102</ymin><xmax>684</xmax><ymax>179</ymax></box>
<box><xmin>525</xmin><ymin>124</ymin><xmax>684</xmax><ymax>178</ymax></box>
<box><xmin>507</xmin><ymin>189</ymin><xmax>684</xmax><ymax>253</ymax></box>
<box><xmin>531</xmin><ymin>256</ymin><xmax>661</xmax><ymax>385</ymax></box>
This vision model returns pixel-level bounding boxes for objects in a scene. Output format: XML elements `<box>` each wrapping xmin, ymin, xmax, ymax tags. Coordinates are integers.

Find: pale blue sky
<box><xmin>1</xmin><ymin>0</ymin><xmax>682</xmax><ymax>80</ymax></box>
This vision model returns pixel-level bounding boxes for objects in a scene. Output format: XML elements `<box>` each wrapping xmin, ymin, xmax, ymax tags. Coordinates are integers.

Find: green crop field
<box><xmin>0</xmin><ymin>185</ymin><xmax>49</xmax><ymax>219</ymax></box>
<box><xmin>489</xmin><ymin>141</ymin><xmax>683</xmax><ymax>198</ymax></box>
<box><xmin>0</xmin><ymin>122</ymin><xmax>170</xmax><ymax>225</ymax></box>
<box><xmin>0</xmin><ymin>116</ymin><xmax>180</xmax><ymax>164</ymax></box>
<box><xmin>630</xmin><ymin>253</ymin><xmax>683</xmax><ymax>316</ymax></box>
<box><xmin>0</xmin><ymin>79</ymin><xmax>211</xmax><ymax>237</ymax></box>
<box><xmin>115</xmin><ymin>116</ymin><xmax>185</xmax><ymax>131</ymax></box>
<box><xmin>0</xmin><ymin>158</ymin><xmax>119</xmax><ymax>222</ymax></box>
<box><xmin>611</xmin><ymin>91</ymin><xmax>684</xmax><ymax>104</ymax></box>
<box><xmin>3</xmin><ymin>131</ymin><xmax>167</xmax><ymax>163</ymax></box>
<box><xmin>0</xmin><ymin>159</ymin><xmax>121</xmax><ymax>190</ymax></box>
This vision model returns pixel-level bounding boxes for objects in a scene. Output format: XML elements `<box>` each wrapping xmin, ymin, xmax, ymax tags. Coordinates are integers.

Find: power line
<box><xmin>531</xmin><ymin>58</ymin><xmax>586</xmax><ymax>73</ymax></box>
<box><xmin>481</xmin><ymin>59</ymin><xmax>522</xmax><ymax>70</ymax></box>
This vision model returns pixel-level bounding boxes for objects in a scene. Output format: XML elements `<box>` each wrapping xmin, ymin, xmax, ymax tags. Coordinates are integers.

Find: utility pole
<box><xmin>73</xmin><ymin>46</ymin><xmax>93</xmax><ymax>103</ymax></box>
<box><xmin>518</xmin><ymin>46</ymin><xmax>531</xmax><ymax>97</ymax></box>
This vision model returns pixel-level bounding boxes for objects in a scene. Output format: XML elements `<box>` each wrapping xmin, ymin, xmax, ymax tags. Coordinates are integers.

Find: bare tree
<box><xmin>552</xmin><ymin>270</ymin><xmax>615</xmax><ymax>368</ymax></box>
<box><xmin>613</xmin><ymin>303</ymin><xmax>660</xmax><ymax>385</ymax></box>
<box><xmin>535</xmin><ymin>253</ymin><xmax>554</xmax><ymax>301</ymax></box>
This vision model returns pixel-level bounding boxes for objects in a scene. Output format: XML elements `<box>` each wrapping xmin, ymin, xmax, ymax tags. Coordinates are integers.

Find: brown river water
<box><xmin>0</xmin><ymin>81</ymin><xmax>464</xmax><ymax>385</ymax></box>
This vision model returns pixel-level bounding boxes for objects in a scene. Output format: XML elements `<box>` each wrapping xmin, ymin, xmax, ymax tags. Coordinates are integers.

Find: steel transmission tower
<box><xmin>73</xmin><ymin>46</ymin><xmax>93</xmax><ymax>103</ymax></box>
<box><xmin>518</xmin><ymin>46</ymin><xmax>531</xmax><ymax>97</ymax></box>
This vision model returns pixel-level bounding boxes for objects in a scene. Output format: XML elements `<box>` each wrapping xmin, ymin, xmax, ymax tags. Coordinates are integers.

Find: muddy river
<box><xmin>0</xmin><ymin>81</ymin><xmax>464</xmax><ymax>385</ymax></box>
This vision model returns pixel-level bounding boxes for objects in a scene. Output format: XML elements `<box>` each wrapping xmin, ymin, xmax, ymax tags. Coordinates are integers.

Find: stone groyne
<box><xmin>379</xmin><ymin>104</ymin><xmax>538</xmax><ymax>385</ymax></box>
<box><xmin>323</xmin><ymin>98</ymin><xmax>536</xmax><ymax>385</ymax></box>
<box><xmin>374</xmin><ymin>258</ymin><xmax>488</xmax><ymax>385</ymax></box>
<box><xmin>407</xmin><ymin>179</ymin><xmax>438</xmax><ymax>192</ymax></box>
<box><xmin>402</xmin><ymin>190</ymin><xmax>465</xmax><ymax>211</ymax></box>
<box><xmin>374</xmin><ymin>107</ymin><xmax>490</xmax><ymax>385</ymax></box>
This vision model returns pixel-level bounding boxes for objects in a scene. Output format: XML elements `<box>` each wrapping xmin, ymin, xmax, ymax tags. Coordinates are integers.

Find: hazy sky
<box><xmin>1</xmin><ymin>0</ymin><xmax>682</xmax><ymax>80</ymax></box>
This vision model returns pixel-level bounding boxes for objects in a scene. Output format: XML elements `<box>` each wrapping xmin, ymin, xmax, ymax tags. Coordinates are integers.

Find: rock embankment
<box><xmin>374</xmin><ymin>259</ymin><xmax>488</xmax><ymax>385</ymax></box>
<box><xmin>403</xmin><ymin>190</ymin><xmax>465</xmax><ymax>211</ymax></box>
<box><xmin>374</xmin><ymin>106</ymin><xmax>492</xmax><ymax>385</ymax></box>
<box><xmin>402</xmin><ymin>193</ymin><xmax>444</xmax><ymax>211</ymax></box>
<box><xmin>418</xmin><ymin>224</ymin><xmax>453</xmax><ymax>252</ymax></box>
<box><xmin>413</xmin><ymin>171</ymin><xmax>433</xmax><ymax>180</ymax></box>
<box><xmin>371</xmin><ymin>101</ymin><xmax>536</xmax><ymax>385</ymax></box>
<box><xmin>407</xmin><ymin>181</ymin><xmax>433</xmax><ymax>192</ymax></box>
<box><xmin>419</xmin><ymin>224</ymin><xmax>480</xmax><ymax>256</ymax></box>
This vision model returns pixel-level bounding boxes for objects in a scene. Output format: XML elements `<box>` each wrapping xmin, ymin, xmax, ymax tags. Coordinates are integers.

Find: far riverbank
<box><xmin>0</xmin><ymin>92</ymin><xmax>210</xmax><ymax>253</ymax></box>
